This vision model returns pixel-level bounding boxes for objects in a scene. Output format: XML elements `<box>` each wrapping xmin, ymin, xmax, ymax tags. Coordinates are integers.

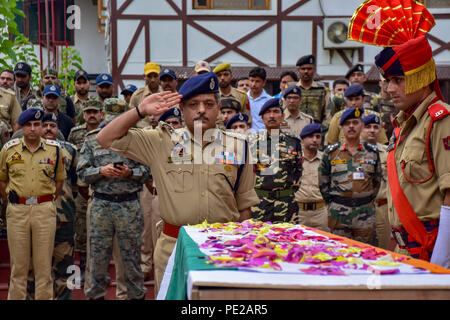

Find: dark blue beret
<box><xmin>159</xmin><ymin>107</ymin><xmax>182</xmax><ymax>123</ymax></box>
<box><xmin>300</xmin><ymin>123</ymin><xmax>322</xmax><ymax>139</ymax></box>
<box><xmin>296</xmin><ymin>55</ymin><xmax>315</xmax><ymax>67</ymax></box>
<box><xmin>18</xmin><ymin>108</ymin><xmax>44</xmax><ymax>125</ymax></box>
<box><xmin>226</xmin><ymin>113</ymin><xmax>249</xmax><ymax>130</ymax></box>
<box><xmin>345</xmin><ymin>64</ymin><xmax>364</xmax><ymax>79</ymax></box>
<box><xmin>259</xmin><ymin>98</ymin><xmax>283</xmax><ymax>116</ymax></box>
<box><xmin>362</xmin><ymin>114</ymin><xmax>380</xmax><ymax>126</ymax></box>
<box><xmin>283</xmin><ymin>86</ymin><xmax>302</xmax><ymax>98</ymax></box>
<box><xmin>121</xmin><ymin>84</ymin><xmax>137</xmax><ymax>95</ymax></box>
<box><xmin>179</xmin><ymin>72</ymin><xmax>219</xmax><ymax>102</ymax></box>
<box><xmin>344</xmin><ymin>84</ymin><xmax>364</xmax><ymax>98</ymax></box>
<box><xmin>340</xmin><ymin>107</ymin><xmax>364</xmax><ymax>126</ymax></box>
<box><xmin>42</xmin><ymin>112</ymin><xmax>58</xmax><ymax>123</ymax></box>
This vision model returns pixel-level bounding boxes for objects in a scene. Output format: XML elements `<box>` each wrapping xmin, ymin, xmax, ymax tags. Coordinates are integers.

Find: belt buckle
<box><xmin>393</xmin><ymin>230</ymin><xmax>406</xmax><ymax>248</ymax></box>
<box><xmin>25</xmin><ymin>196</ymin><xmax>38</xmax><ymax>205</ymax></box>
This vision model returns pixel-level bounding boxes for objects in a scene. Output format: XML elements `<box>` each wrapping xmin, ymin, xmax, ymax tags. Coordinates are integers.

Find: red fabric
<box><xmin>393</xmin><ymin>36</ymin><xmax>432</xmax><ymax>74</ymax></box>
<box><xmin>17</xmin><ymin>194</ymin><xmax>54</xmax><ymax>204</ymax></box>
<box><xmin>163</xmin><ymin>222</ymin><xmax>181</xmax><ymax>239</ymax></box>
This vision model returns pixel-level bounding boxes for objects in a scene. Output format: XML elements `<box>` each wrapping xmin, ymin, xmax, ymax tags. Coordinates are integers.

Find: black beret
<box><xmin>345</xmin><ymin>64</ymin><xmax>364</xmax><ymax>79</ymax></box>
<box><xmin>226</xmin><ymin>113</ymin><xmax>249</xmax><ymax>130</ymax></box>
<box><xmin>283</xmin><ymin>86</ymin><xmax>302</xmax><ymax>98</ymax></box>
<box><xmin>296</xmin><ymin>55</ymin><xmax>315</xmax><ymax>67</ymax></box>
<box><xmin>300</xmin><ymin>123</ymin><xmax>322</xmax><ymax>139</ymax></box>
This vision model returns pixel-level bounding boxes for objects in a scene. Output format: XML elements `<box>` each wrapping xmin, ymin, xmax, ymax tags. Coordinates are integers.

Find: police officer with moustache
<box><xmin>319</xmin><ymin>107</ymin><xmax>381</xmax><ymax>245</ymax></box>
<box><xmin>0</xmin><ymin>108</ymin><xmax>66</xmax><ymax>299</ymax></box>
<box><xmin>250</xmin><ymin>98</ymin><xmax>303</xmax><ymax>223</ymax></box>
<box><xmin>95</xmin><ymin>72</ymin><xmax>260</xmax><ymax>294</ymax></box>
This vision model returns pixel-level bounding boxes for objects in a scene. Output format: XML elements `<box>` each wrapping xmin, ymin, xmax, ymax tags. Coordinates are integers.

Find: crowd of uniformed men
<box><xmin>0</xmin><ymin>37</ymin><xmax>448</xmax><ymax>299</ymax></box>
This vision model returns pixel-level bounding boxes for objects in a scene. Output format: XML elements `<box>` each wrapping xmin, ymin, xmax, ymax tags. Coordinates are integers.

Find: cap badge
<box><xmin>174</xmin><ymin>108</ymin><xmax>179</xmax><ymax>116</ymax></box>
<box><xmin>35</xmin><ymin>110</ymin><xmax>41</xmax><ymax>119</ymax></box>
<box><xmin>355</xmin><ymin>108</ymin><xmax>360</xmax><ymax>117</ymax></box>
<box><xmin>210</xmin><ymin>78</ymin><xmax>215</xmax><ymax>90</ymax></box>
<box><xmin>238</xmin><ymin>114</ymin><xmax>244</xmax><ymax>121</ymax></box>
<box><xmin>18</xmin><ymin>64</ymin><xmax>23</xmax><ymax>69</ymax></box>
<box><xmin>50</xmin><ymin>85</ymin><xmax>56</xmax><ymax>91</ymax></box>
<box><xmin>164</xmin><ymin>69</ymin><xmax>169</xmax><ymax>73</ymax></box>
<box><xmin>102</xmin><ymin>75</ymin><xmax>108</xmax><ymax>80</ymax></box>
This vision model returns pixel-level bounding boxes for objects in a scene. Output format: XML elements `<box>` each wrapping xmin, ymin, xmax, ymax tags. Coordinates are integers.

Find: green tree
<box><xmin>0</xmin><ymin>0</ymin><xmax>40</xmax><ymax>88</ymax></box>
<box><xmin>58</xmin><ymin>47</ymin><xmax>83</xmax><ymax>96</ymax></box>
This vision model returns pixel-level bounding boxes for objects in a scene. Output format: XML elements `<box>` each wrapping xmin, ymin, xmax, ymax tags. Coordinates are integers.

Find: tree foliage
<box><xmin>58</xmin><ymin>47</ymin><xmax>83</xmax><ymax>96</ymax></box>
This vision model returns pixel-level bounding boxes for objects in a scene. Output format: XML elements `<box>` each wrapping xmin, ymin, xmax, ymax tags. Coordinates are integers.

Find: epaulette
<box><xmin>363</xmin><ymin>141</ymin><xmax>378</xmax><ymax>153</ymax></box>
<box><xmin>158</xmin><ymin>121</ymin><xmax>175</xmax><ymax>133</ymax></box>
<box><xmin>0</xmin><ymin>87</ymin><xmax>15</xmax><ymax>96</ymax></box>
<box><xmin>71</xmin><ymin>124</ymin><xmax>87</xmax><ymax>132</ymax></box>
<box><xmin>86</xmin><ymin>128</ymin><xmax>101</xmax><ymax>136</ymax></box>
<box><xmin>45</xmin><ymin>139</ymin><xmax>61</xmax><ymax>147</ymax></box>
<box><xmin>4</xmin><ymin>138</ymin><xmax>20</xmax><ymax>150</ymax></box>
<box><xmin>324</xmin><ymin>142</ymin><xmax>341</xmax><ymax>154</ymax></box>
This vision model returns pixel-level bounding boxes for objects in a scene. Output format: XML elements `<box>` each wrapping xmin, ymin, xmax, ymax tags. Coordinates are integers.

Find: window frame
<box><xmin>192</xmin><ymin>0</ymin><xmax>271</xmax><ymax>10</ymax></box>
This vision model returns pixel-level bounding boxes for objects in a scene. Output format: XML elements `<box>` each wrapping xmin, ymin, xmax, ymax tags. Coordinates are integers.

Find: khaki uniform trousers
<box><xmin>375</xmin><ymin>201</ymin><xmax>391</xmax><ymax>250</ymax></box>
<box><xmin>7</xmin><ymin>201</ymin><xmax>56</xmax><ymax>300</ymax></box>
<box><xmin>83</xmin><ymin>198</ymin><xmax>127</xmax><ymax>299</ymax></box>
<box><xmin>291</xmin><ymin>204</ymin><xmax>330</xmax><ymax>232</ymax></box>
<box><xmin>153</xmin><ymin>232</ymin><xmax>176</xmax><ymax>296</ymax></box>
<box><xmin>140</xmin><ymin>185</ymin><xmax>161</xmax><ymax>275</ymax></box>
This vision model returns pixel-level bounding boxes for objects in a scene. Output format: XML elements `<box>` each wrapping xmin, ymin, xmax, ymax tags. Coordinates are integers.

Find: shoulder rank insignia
<box><xmin>325</xmin><ymin>142</ymin><xmax>340</xmax><ymax>154</ymax></box>
<box><xmin>4</xmin><ymin>138</ymin><xmax>20</xmax><ymax>150</ymax></box>
<box><xmin>363</xmin><ymin>141</ymin><xmax>378</xmax><ymax>152</ymax></box>
<box><xmin>45</xmin><ymin>139</ymin><xmax>61</xmax><ymax>147</ymax></box>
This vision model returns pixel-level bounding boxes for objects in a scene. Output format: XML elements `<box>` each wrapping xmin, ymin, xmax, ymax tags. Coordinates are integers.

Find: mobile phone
<box><xmin>114</xmin><ymin>162</ymin><xmax>124</xmax><ymax>169</ymax></box>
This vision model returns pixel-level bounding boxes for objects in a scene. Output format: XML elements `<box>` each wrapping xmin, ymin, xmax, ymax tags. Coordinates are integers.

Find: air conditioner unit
<box><xmin>323</xmin><ymin>18</ymin><xmax>362</xmax><ymax>49</ymax></box>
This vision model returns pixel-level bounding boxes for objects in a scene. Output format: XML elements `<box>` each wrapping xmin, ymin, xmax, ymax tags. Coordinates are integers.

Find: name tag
<box><xmin>353</xmin><ymin>172</ymin><xmax>365</xmax><ymax>180</ymax></box>
<box><xmin>331</xmin><ymin>159</ymin><xmax>347</xmax><ymax>165</ymax></box>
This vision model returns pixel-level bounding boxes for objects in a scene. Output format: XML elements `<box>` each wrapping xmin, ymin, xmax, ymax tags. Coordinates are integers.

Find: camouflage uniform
<box><xmin>318</xmin><ymin>141</ymin><xmax>381</xmax><ymax>245</ymax></box>
<box><xmin>377</xmin><ymin>97</ymin><xmax>397</xmax><ymax>140</ymax></box>
<box><xmin>293</xmin><ymin>80</ymin><xmax>330</xmax><ymax>123</ymax></box>
<box><xmin>329</xmin><ymin>94</ymin><xmax>346</xmax><ymax>117</ymax></box>
<box><xmin>363</xmin><ymin>90</ymin><xmax>380</xmax><ymax>112</ymax></box>
<box><xmin>68</xmin><ymin>123</ymin><xmax>89</xmax><ymax>254</ymax></box>
<box><xmin>77</xmin><ymin>118</ymin><xmax>150</xmax><ymax>300</ymax></box>
<box><xmin>250</xmin><ymin>131</ymin><xmax>303</xmax><ymax>223</ymax></box>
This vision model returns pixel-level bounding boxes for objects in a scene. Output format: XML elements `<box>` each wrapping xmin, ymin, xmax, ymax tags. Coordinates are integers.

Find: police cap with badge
<box><xmin>121</xmin><ymin>84</ymin><xmax>138</xmax><ymax>95</ymax></box>
<box><xmin>96</xmin><ymin>73</ymin><xmax>113</xmax><ymax>86</ymax></box>
<box><xmin>345</xmin><ymin>64</ymin><xmax>364</xmax><ymax>80</ymax></box>
<box><xmin>283</xmin><ymin>86</ymin><xmax>302</xmax><ymax>99</ymax></box>
<box><xmin>259</xmin><ymin>98</ymin><xmax>283</xmax><ymax>116</ymax></box>
<box><xmin>159</xmin><ymin>68</ymin><xmax>177</xmax><ymax>80</ymax></box>
<box><xmin>362</xmin><ymin>114</ymin><xmax>380</xmax><ymax>126</ymax></box>
<box><xmin>179</xmin><ymin>72</ymin><xmax>219</xmax><ymax>103</ymax></box>
<box><xmin>159</xmin><ymin>107</ymin><xmax>182</xmax><ymax>123</ymax></box>
<box><xmin>43</xmin><ymin>84</ymin><xmax>61</xmax><ymax>97</ymax></box>
<box><xmin>340</xmin><ymin>107</ymin><xmax>364</xmax><ymax>126</ymax></box>
<box><xmin>74</xmin><ymin>70</ymin><xmax>89</xmax><ymax>81</ymax></box>
<box><xmin>18</xmin><ymin>108</ymin><xmax>44</xmax><ymax>125</ymax></box>
<box><xmin>296</xmin><ymin>55</ymin><xmax>315</xmax><ymax>67</ymax></box>
<box><xmin>213</xmin><ymin>63</ymin><xmax>232</xmax><ymax>74</ymax></box>
<box><xmin>14</xmin><ymin>62</ymin><xmax>32</xmax><ymax>76</ymax></box>
<box><xmin>226</xmin><ymin>113</ymin><xmax>249</xmax><ymax>130</ymax></box>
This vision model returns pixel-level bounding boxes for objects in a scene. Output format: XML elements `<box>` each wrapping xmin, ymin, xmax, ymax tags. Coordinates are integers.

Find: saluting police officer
<box><xmin>77</xmin><ymin>98</ymin><xmax>151</xmax><ymax>300</ymax></box>
<box><xmin>319</xmin><ymin>107</ymin><xmax>381</xmax><ymax>245</ymax></box>
<box><xmin>0</xmin><ymin>108</ymin><xmax>66</xmax><ymax>300</ymax></box>
<box><xmin>95</xmin><ymin>72</ymin><xmax>260</xmax><ymax>294</ymax></box>
<box><xmin>250</xmin><ymin>98</ymin><xmax>303</xmax><ymax>223</ymax></box>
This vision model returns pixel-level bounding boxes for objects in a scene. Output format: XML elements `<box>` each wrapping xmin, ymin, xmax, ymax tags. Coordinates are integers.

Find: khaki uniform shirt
<box><xmin>109</xmin><ymin>124</ymin><xmax>260</xmax><ymax>226</ymax></box>
<box><xmin>375</xmin><ymin>143</ymin><xmax>388</xmax><ymax>201</ymax></box>
<box><xmin>0</xmin><ymin>87</ymin><xmax>22</xmax><ymax>131</ymax></box>
<box><xmin>281</xmin><ymin>109</ymin><xmax>313</xmax><ymax>138</ymax></box>
<box><xmin>325</xmin><ymin>109</ymin><xmax>388</xmax><ymax>145</ymax></box>
<box><xmin>0</xmin><ymin>137</ymin><xmax>66</xmax><ymax>197</ymax></box>
<box><xmin>294</xmin><ymin>150</ymin><xmax>323</xmax><ymax>203</ymax></box>
<box><xmin>129</xmin><ymin>86</ymin><xmax>162</xmax><ymax>129</ymax></box>
<box><xmin>387</xmin><ymin>92</ymin><xmax>450</xmax><ymax>228</ymax></box>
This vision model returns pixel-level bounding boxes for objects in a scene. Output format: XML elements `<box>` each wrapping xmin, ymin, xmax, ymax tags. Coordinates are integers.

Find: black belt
<box><xmin>93</xmin><ymin>192</ymin><xmax>138</xmax><ymax>202</ymax></box>
<box><xmin>331</xmin><ymin>196</ymin><xmax>374</xmax><ymax>207</ymax></box>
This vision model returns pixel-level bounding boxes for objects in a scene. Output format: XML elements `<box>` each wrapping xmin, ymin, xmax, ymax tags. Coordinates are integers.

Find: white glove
<box><xmin>430</xmin><ymin>205</ymin><xmax>450</xmax><ymax>268</ymax></box>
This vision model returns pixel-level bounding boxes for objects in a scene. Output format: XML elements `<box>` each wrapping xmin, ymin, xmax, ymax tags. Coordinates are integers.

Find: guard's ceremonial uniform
<box><xmin>349</xmin><ymin>0</ymin><xmax>450</xmax><ymax>266</ymax></box>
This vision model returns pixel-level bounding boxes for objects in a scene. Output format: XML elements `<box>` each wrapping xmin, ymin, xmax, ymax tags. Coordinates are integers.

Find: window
<box><xmin>193</xmin><ymin>0</ymin><xmax>271</xmax><ymax>10</ymax></box>
<box><xmin>15</xmin><ymin>0</ymin><xmax>75</xmax><ymax>45</ymax></box>
<box><xmin>422</xmin><ymin>0</ymin><xmax>450</xmax><ymax>8</ymax></box>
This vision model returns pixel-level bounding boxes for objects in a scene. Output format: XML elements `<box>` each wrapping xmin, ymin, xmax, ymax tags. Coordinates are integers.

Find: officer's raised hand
<box><xmin>137</xmin><ymin>91</ymin><xmax>182</xmax><ymax>118</ymax></box>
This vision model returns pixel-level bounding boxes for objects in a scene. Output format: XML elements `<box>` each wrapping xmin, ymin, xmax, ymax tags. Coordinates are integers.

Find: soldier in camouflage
<box><xmin>250</xmin><ymin>98</ymin><xmax>303</xmax><ymax>223</ymax></box>
<box><xmin>325</xmin><ymin>84</ymin><xmax>388</xmax><ymax>145</ymax></box>
<box><xmin>67</xmin><ymin>99</ymin><xmax>104</xmax><ymax>284</ymax></box>
<box><xmin>25</xmin><ymin>112</ymin><xmax>77</xmax><ymax>299</ymax></box>
<box><xmin>77</xmin><ymin>98</ymin><xmax>150</xmax><ymax>300</ymax></box>
<box><xmin>319</xmin><ymin>107</ymin><xmax>381</xmax><ymax>245</ymax></box>
<box><xmin>291</xmin><ymin>55</ymin><xmax>330</xmax><ymax>124</ymax></box>
<box><xmin>345</xmin><ymin>64</ymin><xmax>380</xmax><ymax>112</ymax></box>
